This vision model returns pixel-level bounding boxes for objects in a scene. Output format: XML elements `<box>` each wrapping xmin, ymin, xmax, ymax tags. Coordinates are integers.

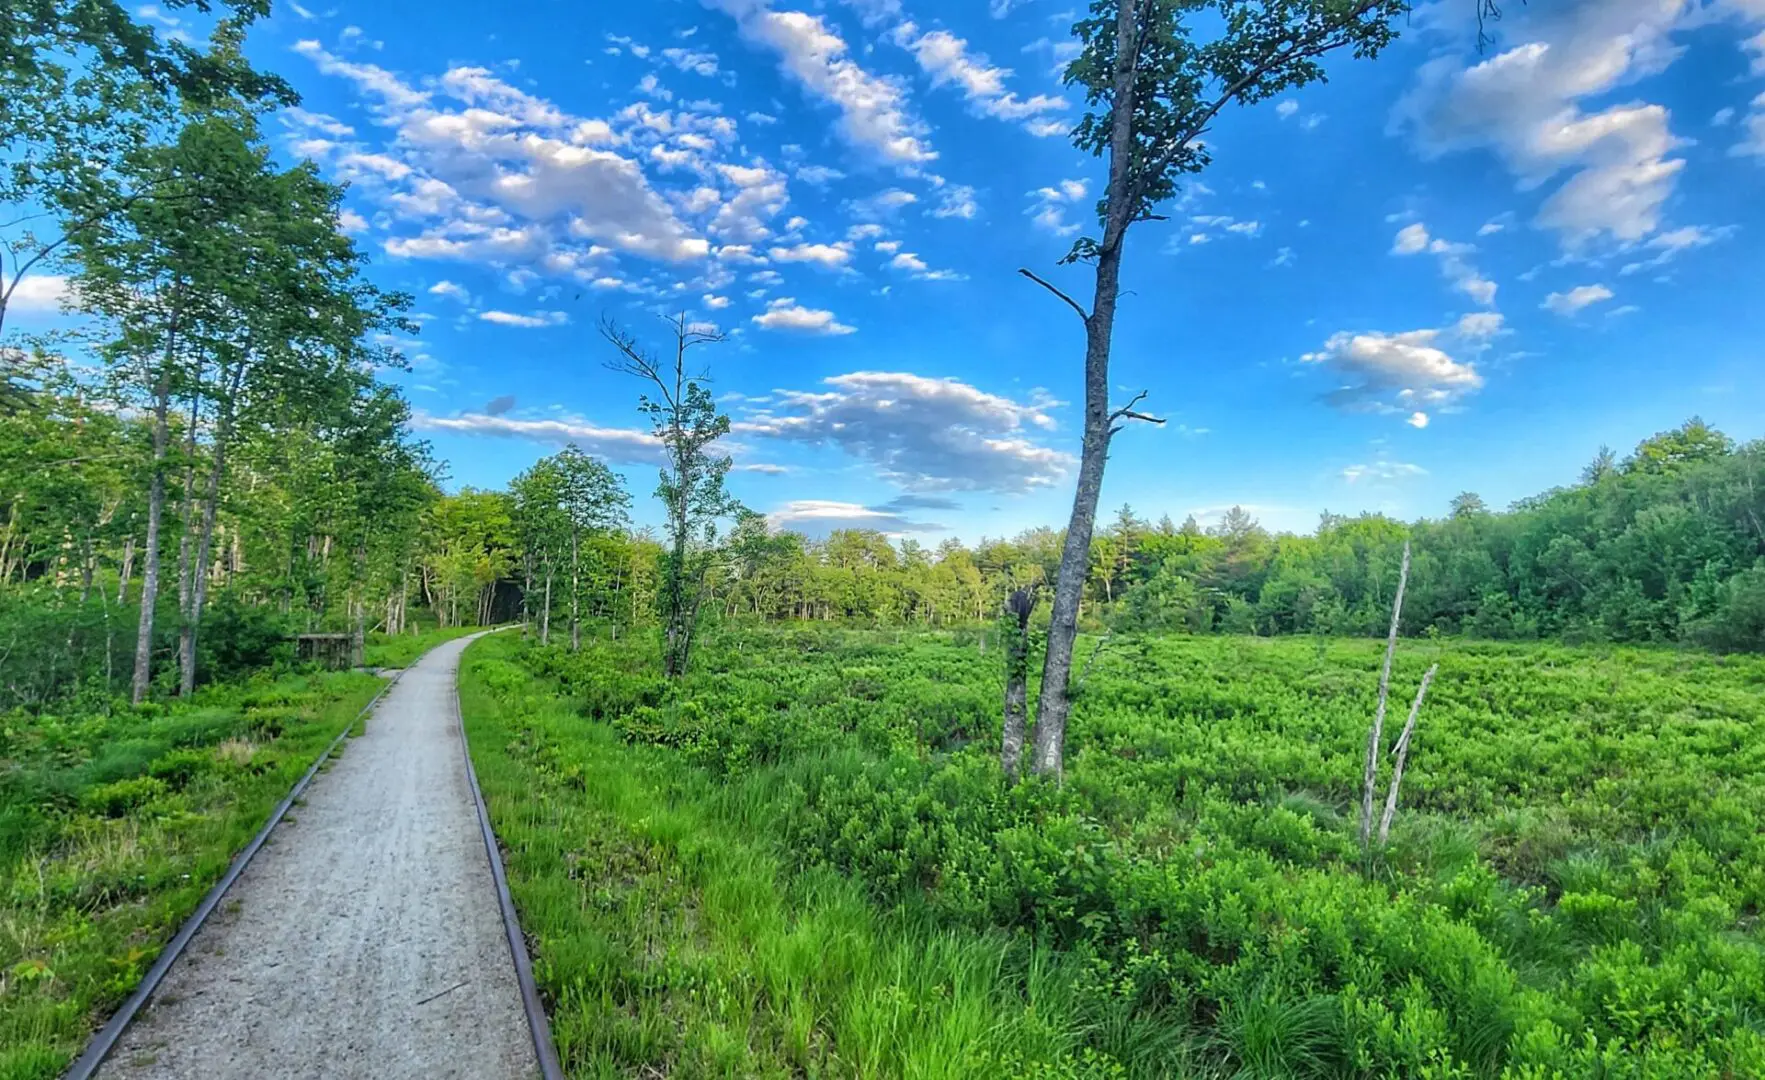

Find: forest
<box><xmin>4</xmin><ymin>1</ymin><xmax>1765</xmax><ymax>1077</ymax></box>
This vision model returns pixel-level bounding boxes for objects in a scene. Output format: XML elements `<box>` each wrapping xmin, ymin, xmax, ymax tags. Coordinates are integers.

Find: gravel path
<box><xmin>100</xmin><ymin>634</ymin><xmax>539</xmax><ymax>1080</ymax></box>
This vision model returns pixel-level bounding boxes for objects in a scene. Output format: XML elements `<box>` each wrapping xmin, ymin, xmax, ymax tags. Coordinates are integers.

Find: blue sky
<box><xmin>19</xmin><ymin>0</ymin><xmax>1765</xmax><ymax>539</ymax></box>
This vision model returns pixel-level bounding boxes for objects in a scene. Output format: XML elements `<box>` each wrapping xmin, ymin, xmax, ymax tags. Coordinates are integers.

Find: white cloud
<box><xmin>895</xmin><ymin>24</ymin><xmax>1066</xmax><ymax>134</ymax></box>
<box><xmin>795</xmin><ymin>164</ymin><xmax>845</xmax><ymax>185</ymax></box>
<box><xmin>890</xmin><ymin>251</ymin><xmax>928</xmax><ymax>272</ymax></box>
<box><xmin>736</xmin><ymin>371</ymin><xmax>1072</xmax><ymax>492</ymax></box>
<box><xmin>412</xmin><ymin>410</ymin><xmax>664</xmax><ymax>463</ymax></box>
<box><xmin>6</xmin><ymin>274</ymin><xmax>70</xmax><ymax>313</ymax></box>
<box><xmin>930</xmin><ymin>184</ymin><xmax>979</xmax><ymax>220</ymax></box>
<box><xmin>704</xmin><ymin>293</ymin><xmax>732</xmax><ymax>309</ymax></box>
<box><xmin>769</xmin><ymin>241</ymin><xmax>854</xmax><ymax>268</ymax></box>
<box><xmin>1026</xmin><ymin>179</ymin><xmax>1088</xmax><ymax>236</ymax></box>
<box><xmin>479</xmin><ymin>309</ymin><xmax>570</xmax><ymax>328</ymax></box>
<box><xmin>711</xmin><ymin>2</ymin><xmax>935</xmax><ymax>167</ymax></box>
<box><xmin>1300</xmin><ymin>327</ymin><xmax>1485</xmax><ymax>426</ymax></box>
<box><xmin>848</xmin><ymin>188</ymin><xmax>919</xmax><ymax>219</ymax></box>
<box><xmin>751</xmin><ymin>297</ymin><xmax>857</xmax><ymax>335</ymax></box>
<box><xmin>1275</xmin><ymin>100</ymin><xmax>1299</xmax><ymax>118</ymax></box>
<box><xmin>1407</xmin><ymin>412</ymin><xmax>1430</xmax><ymax>429</ymax></box>
<box><xmin>1734</xmin><ymin>91</ymin><xmax>1765</xmax><ymax>159</ymax></box>
<box><xmin>295</xmin><ymin>41</ymin><xmax>713</xmax><ymax>268</ymax></box>
<box><xmin>766</xmin><ymin>499</ymin><xmax>945</xmax><ymax>537</ymax></box>
<box><xmin>1389</xmin><ymin>222</ymin><xmax>1497</xmax><ymax>307</ymax></box>
<box><xmin>1455</xmin><ymin>311</ymin><xmax>1506</xmax><ymax>339</ymax></box>
<box><xmin>281</xmin><ymin>106</ymin><xmax>355</xmax><ymax>138</ymax></box>
<box><xmin>662</xmin><ymin>47</ymin><xmax>721</xmax><ymax>76</ymax></box>
<box><xmin>1391</xmin><ymin>0</ymin><xmax>1725</xmax><ymax>250</ymax></box>
<box><xmin>1713</xmin><ymin>106</ymin><xmax>1737</xmax><ymax>127</ymax></box>
<box><xmin>428</xmin><ymin>280</ymin><xmax>472</xmax><ymax>302</ymax></box>
<box><xmin>1342</xmin><ymin>461</ymin><xmax>1428</xmax><ymax>483</ymax></box>
<box><xmin>1542</xmin><ymin>283</ymin><xmax>1614</xmax><ymax>315</ymax></box>
<box><xmin>709</xmin><ymin>161</ymin><xmax>790</xmax><ymax>243</ymax></box>
<box><xmin>1618</xmin><ymin>224</ymin><xmax>1734</xmax><ymax>274</ymax></box>
<box><xmin>338</xmin><ymin>209</ymin><xmax>370</xmax><ymax>233</ymax></box>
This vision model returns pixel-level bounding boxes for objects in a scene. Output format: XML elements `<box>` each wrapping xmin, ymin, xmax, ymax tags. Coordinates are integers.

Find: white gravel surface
<box><xmin>100</xmin><ymin>634</ymin><xmax>539</xmax><ymax>1080</ymax></box>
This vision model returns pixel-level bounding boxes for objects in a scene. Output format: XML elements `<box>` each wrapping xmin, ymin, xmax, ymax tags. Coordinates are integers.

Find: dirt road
<box><xmin>100</xmin><ymin>634</ymin><xmax>538</xmax><ymax>1080</ymax></box>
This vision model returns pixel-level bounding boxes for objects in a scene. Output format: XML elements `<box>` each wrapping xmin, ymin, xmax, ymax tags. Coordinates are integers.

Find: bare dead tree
<box><xmin>1360</xmin><ymin>540</ymin><xmax>1411</xmax><ymax>852</ymax></box>
<box><xmin>1378</xmin><ymin>662</ymin><xmax>1439</xmax><ymax>844</ymax></box>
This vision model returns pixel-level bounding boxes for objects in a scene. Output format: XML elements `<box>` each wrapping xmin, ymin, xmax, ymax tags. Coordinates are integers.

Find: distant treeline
<box><xmin>706</xmin><ymin>419</ymin><xmax>1765</xmax><ymax>651</ymax></box>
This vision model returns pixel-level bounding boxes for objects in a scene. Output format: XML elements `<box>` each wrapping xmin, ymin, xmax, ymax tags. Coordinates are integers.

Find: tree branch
<box><xmin>1108</xmin><ymin>390</ymin><xmax>1166</xmax><ymax>427</ymax></box>
<box><xmin>1016</xmin><ymin>268</ymin><xmax>1091</xmax><ymax>325</ymax></box>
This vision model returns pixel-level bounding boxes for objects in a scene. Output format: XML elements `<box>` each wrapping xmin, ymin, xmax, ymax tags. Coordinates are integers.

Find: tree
<box><xmin>602</xmin><ymin>314</ymin><xmax>741</xmax><ymax>677</ymax></box>
<box><xmin>1017</xmin><ymin>0</ymin><xmax>1408</xmax><ymax>779</ymax></box>
<box><xmin>554</xmin><ymin>446</ymin><xmax>630</xmax><ymax>650</ymax></box>
<box><xmin>1449</xmin><ymin>492</ymin><xmax>1487</xmax><ymax>518</ymax></box>
<box><xmin>1624</xmin><ymin>417</ymin><xmax>1735</xmax><ymax>475</ymax></box>
<box><xmin>69</xmin><ymin>95</ymin><xmax>411</xmax><ymax>698</ymax></box>
<box><xmin>1580</xmin><ymin>444</ymin><xmax>1617</xmax><ymax>485</ymax></box>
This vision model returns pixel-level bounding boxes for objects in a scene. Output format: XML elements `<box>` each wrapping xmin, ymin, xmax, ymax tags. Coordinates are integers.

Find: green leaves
<box><xmin>1064</xmin><ymin>0</ymin><xmax>1408</xmax><ymax>232</ymax></box>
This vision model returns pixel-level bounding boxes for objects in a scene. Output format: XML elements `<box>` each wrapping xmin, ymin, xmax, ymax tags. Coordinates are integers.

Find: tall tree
<box><xmin>1018</xmin><ymin>0</ymin><xmax>1408</xmax><ymax>779</ymax></box>
<box><xmin>602</xmin><ymin>314</ymin><xmax>740</xmax><ymax>677</ymax></box>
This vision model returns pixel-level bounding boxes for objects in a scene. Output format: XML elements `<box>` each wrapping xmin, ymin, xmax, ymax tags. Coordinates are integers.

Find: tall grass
<box><xmin>0</xmin><ymin>669</ymin><xmax>386</xmax><ymax>1079</ymax></box>
<box><xmin>461</xmin><ymin>634</ymin><xmax>1194</xmax><ymax>1078</ymax></box>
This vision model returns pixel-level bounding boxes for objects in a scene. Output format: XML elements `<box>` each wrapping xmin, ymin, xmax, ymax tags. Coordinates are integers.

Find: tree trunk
<box><xmin>131</xmin><ymin>374</ymin><xmax>174</xmax><ymax>704</ymax></box>
<box><xmin>173</xmin><ymin>392</ymin><xmax>202</xmax><ymax>689</ymax></box>
<box><xmin>1029</xmin><ymin>1</ymin><xmax>1140</xmax><ymax>781</ymax></box>
<box><xmin>1360</xmin><ymin>541</ymin><xmax>1412</xmax><ymax>852</ymax></box>
<box><xmin>118</xmin><ymin>533</ymin><xmax>135</xmax><ymax>605</ymax></box>
<box><xmin>179</xmin><ymin>404</ymin><xmax>235</xmax><ymax>697</ymax></box>
<box><xmin>570</xmin><ymin>528</ymin><xmax>581</xmax><ymax>652</ymax></box>
<box><xmin>1001</xmin><ymin>588</ymin><xmax>1037</xmax><ymax>781</ymax></box>
<box><xmin>540</xmin><ymin>567</ymin><xmax>552</xmax><ymax>645</ymax></box>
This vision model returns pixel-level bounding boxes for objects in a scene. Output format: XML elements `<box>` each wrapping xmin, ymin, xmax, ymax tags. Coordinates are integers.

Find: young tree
<box><xmin>601</xmin><ymin>314</ymin><xmax>741</xmax><ymax>677</ymax></box>
<box><xmin>1019</xmin><ymin>0</ymin><xmax>1408</xmax><ymax>779</ymax></box>
<box><xmin>554</xmin><ymin>447</ymin><xmax>631</xmax><ymax>651</ymax></box>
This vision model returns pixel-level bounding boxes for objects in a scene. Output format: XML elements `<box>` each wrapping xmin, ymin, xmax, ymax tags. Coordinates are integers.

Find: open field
<box><xmin>0</xmin><ymin>669</ymin><xmax>385</xmax><ymax>1079</ymax></box>
<box><xmin>463</xmin><ymin>627</ymin><xmax>1765</xmax><ymax>1078</ymax></box>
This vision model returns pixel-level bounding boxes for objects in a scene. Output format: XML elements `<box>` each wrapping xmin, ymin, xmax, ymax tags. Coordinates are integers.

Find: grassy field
<box><xmin>0</xmin><ymin>668</ymin><xmax>388</xmax><ymax>1079</ymax></box>
<box><xmin>362</xmin><ymin>624</ymin><xmax>494</xmax><ymax>669</ymax></box>
<box><xmin>462</xmin><ymin>626</ymin><xmax>1765</xmax><ymax>1078</ymax></box>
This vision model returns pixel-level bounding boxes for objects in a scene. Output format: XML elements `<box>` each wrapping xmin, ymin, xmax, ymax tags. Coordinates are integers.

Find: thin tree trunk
<box><xmin>131</xmin><ymin>373</ymin><xmax>174</xmax><ymax>704</ymax></box>
<box><xmin>179</xmin><ymin>399</ymin><xmax>236</xmax><ymax>696</ymax></box>
<box><xmin>1001</xmin><ymin>588</ymin><xmax>1037</xmax><ymax>781</ymax></box>
<box><xmin>1378</xmin><ymin>663</ymin><xmax>1438</xmax><ymax>845</ymax></box>
<box><xmin>118</xmin><ymin>533</ymin><xmax>135</xmax><ymax>605</ymax></box>
<box><xmin>174</xmin><ymin>393</ymin><xmax>201</xmax><ymax>687</ymax></box>
<box><xmin>1360</xmin><ymin>541</ymin><xmax>1412</xmax><ymax>851</ymax></box>
<box><xmin>541</xmin><ymin>567</ymin><xmax>552</xmax><ymax>645</ymax></box>
<box><xmin>1029</xmin><ymin>0</ymin><xmax>1140</xmax><ymax>781</ymax></box>
<box><xmin>570</xmin><ymin>528</ymin><xmax>581</xmax><ymax>652</ymax></box>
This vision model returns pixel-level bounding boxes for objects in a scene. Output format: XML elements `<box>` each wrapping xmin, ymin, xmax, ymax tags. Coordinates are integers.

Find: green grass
<box><xmin>362</xmin><ymin>623</ymin><xmax>493</xmax><ymax>669</ymax></box>
<box><xmin>461</xmin><ymin>632</ymin><xmax>1191</xmax><ymax>1078</ymax></box>
<box><xmin>474</xmin><ymin>626</ymin><xmax>1765</xmax><ymax>1078</ymax></box>
<box><xmin>0</xmin><ymin>668</ymin><xmax>387</xmax><ymax>1080</ymax></box>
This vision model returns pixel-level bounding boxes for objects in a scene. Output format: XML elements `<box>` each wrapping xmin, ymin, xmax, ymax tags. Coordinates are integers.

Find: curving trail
<box><xmin>99</xmin><ymin>634</ymin><xmax>538</xmax><ymax>1080</ymax></box>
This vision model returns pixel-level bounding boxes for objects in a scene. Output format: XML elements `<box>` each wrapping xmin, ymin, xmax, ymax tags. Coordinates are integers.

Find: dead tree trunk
<box><xmin>540</xmin><ymin>567</ymin><xmax>552</xmax><ymax>646</ymax></box>
<box><xmin>1360</xmin><ymin>540</ymin><xmax>1412</xmax><ymax>852</ymax></box>
<box><xmin>1378</xmin><ymin>662</ymin><xmax>1438</xmax><ymax>845</ymax></box>
<box><xmin>1001</xmin><ymin>587</ymin><xmax>1038</xmax><ymax>782</ymax></box>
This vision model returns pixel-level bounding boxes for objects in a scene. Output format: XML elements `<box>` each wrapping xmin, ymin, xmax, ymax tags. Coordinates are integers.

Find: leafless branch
<box><xmin>1017</xmin><ymin>268</ymin><xmax>1091</xmax><ymax>326</ymax></box>
<box><xmin>1108</xmin><ymin>390</ymin><xmax>1167</xmax><ymax>429</ymax></box>
<box><xmin>1377</xmin><ymin>662</ymin><xmax>1438</xmax><ymax>844</ymax></box>
<box><xmin>599</xmin><ymin>315</ymin><xmax>672</xmax><ymax>404</ymax></box>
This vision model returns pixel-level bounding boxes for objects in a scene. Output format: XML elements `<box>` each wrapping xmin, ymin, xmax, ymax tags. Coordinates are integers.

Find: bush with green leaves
<box><xmin>505</xmin><ymin>625</ymin><xmax>1765</xmax><ymax>1077</ymax></box>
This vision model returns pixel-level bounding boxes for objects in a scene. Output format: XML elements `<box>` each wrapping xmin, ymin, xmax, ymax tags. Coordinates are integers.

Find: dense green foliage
<box><xmin>0</xmin><ymin>667</ymin><xmax>385</xmax><ymax>1078</ymax></box>
<box><xmin>477</xmin><ymin>626</ymin><xmax>1765</xmax><ymax>1077</ymax></box>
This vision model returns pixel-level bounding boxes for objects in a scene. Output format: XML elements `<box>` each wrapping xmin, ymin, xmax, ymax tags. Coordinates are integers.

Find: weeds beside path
<box><xmin>0</xmin><ymin>669</ymin><xmax>385</xmax><ymax>1079</ymax></box>
<box><xmin>459</xmin><ymin>631</ymin><xmax>1112</xmax><ymax>1079</ymax></box>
